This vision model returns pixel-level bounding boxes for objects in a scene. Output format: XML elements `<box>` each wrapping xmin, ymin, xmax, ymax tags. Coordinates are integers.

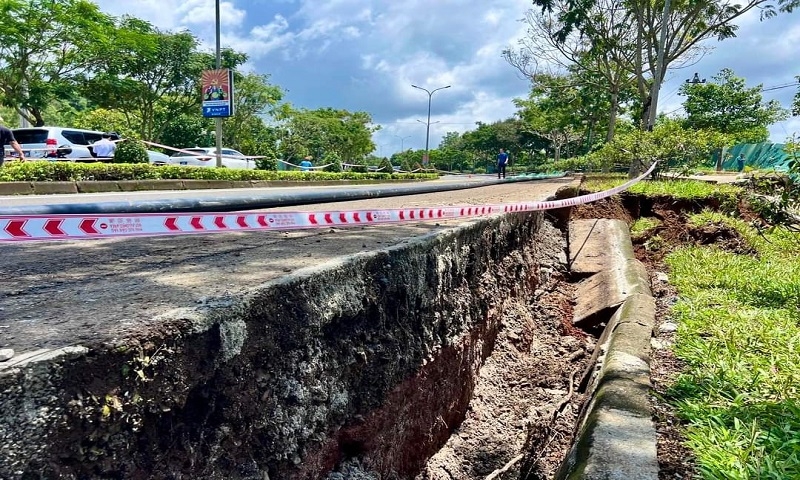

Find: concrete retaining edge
<box><xmin>556</xmin><ymin>221</ymin><xmax>658</xmax><ymax>480</ymax></box>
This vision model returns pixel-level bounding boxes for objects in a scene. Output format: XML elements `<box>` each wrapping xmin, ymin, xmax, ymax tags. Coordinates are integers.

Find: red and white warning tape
<box><xmin>0</xmin><ymin>163</ymin><xmax>656</xmax><ymax>242</ymax></box>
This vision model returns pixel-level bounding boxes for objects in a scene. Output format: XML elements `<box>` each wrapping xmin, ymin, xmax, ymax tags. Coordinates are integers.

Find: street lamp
<box><xmin>411</xmin><ymin>84</ymin><xmax>450</xmax><ymax>166</ymax></box>
<box><xmin>686</xmin><ymin>72</ymin><xmax>706</xmax><ymax>84</ymax></box>
<box><xmin>394</xmin><ymin>135</ymin><xmax>411</xmax><ymax>152</ymax></box>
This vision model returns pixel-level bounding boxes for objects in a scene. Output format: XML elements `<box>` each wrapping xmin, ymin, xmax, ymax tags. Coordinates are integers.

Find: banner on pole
<box><xmin>201</xmin><ymin>69</ymin><xmax>235</xmax><ymax>118</ymax></box>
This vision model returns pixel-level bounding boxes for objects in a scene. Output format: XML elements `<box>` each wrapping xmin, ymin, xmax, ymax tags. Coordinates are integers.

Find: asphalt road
<box><xmin>0</xmin><ymin>178</ymin><xmax>578</xmax><ymax>356</ymax></box>
<box><xmin>0</xmin><ymin>174</ymin><xmax>505</xmax><ymax>208</ymax></box>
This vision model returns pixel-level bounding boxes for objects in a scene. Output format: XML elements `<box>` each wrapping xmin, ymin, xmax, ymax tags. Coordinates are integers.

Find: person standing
<box><xmin>736</xmin><ymin>153</ymin><xmax>745</xmax><ymax>172</ymax></box>
<box><xmin>497</xmin><ymin>148</ymin><xmax>509</xmax><ymax>179</ymax></box>
<box><xmin>299</xmin><ymin>156</ymin><xmax>314</xmax><ymax>171</ymax></box>
<box><xmin>0</xmin><ymin>120</ymin><xmax>25</xmax><ymax>167</ymax></box>
<box><xmin>92</xmin><ymin>133</ymin><xmax>116</xmax><ymax>159</ymax></box>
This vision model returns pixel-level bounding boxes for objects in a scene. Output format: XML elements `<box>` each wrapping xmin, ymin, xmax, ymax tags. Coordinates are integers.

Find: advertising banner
<box><xmin>201</xmin><ymin>69</ymin><xmax>235</xmax><ymax>118</ymax></box>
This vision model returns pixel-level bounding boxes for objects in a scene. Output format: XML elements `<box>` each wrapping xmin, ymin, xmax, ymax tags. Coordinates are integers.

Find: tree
<box><xmin>82</xmin><ymin>16</ymin><xmax>246</xmax><ymax>141</ymax></box>
<box><xmin>277</xmin><ymin>107</ymin><xmax>378</xmax><ymax>162</ymax></box>
<box><xmin>521</xmin><ymin>0</ymin><xmax>799</xmax><ymax>134</ymax></box>
<box><xmin>222</xmin><ymin>73</ymin><xmax>283</xmax><ymax>156</ymax></box>
<box><xmin>588</xmin><ymin>118</ymin><xmax>733</xmax><ymax>174</ymax></box>
<box><xmin>792</xmin><ymin>76</ymin><xmax>800</xmax><ymax>117</ymax></box>
<box><xmin>0</xmin><ymin>0</ymin><xmax>114</xmax><ymax>126</ymax></box>
<box><xmin>681</xmin><ymin>69</ymin><xmax>788</xmax><ymax>144</ymax></box>
<box><xmin>503</xmin><ymin>0</ymin><xmax>640</xmax><ymax>142</ymax></box>
<box><xmin>74</xmin><ymin>108</ymin><xmax>139</xmax><ymax>139</ymax></box>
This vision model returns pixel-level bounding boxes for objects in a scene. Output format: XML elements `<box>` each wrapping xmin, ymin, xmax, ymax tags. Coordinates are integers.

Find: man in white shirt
<box><xmin>92</xmin><ymin>133</ymin><xmax>116</xmax><ymax>159</ymax></box>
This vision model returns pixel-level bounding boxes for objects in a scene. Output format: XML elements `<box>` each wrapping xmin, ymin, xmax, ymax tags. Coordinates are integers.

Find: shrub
<box><xmin>323</xmin><ymin>152</ymin><xmax>343</xmax><ymax>173</ymax></box>
<box><xmin>114</xmin><ymin>139</ymin><xmax>149</xmax><ymax>164</ymax></box>
<box><xmin>378</xmin><ymin>157</ymin><xmax>394</xmax><ymax>174</ymax></box>
<box><xmin>255</xmin><ymin>152</ymin><xmax>278</xmax><ymax>171</ymax></box>
<box><xmin>0</xmin><ymin>161</ymin><xmax>439</xmax><ymax>182</ymax></box>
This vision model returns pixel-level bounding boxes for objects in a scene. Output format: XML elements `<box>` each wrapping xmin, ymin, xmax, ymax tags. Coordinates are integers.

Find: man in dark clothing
<box><xmin>736</xmin><ymin>153</ymin><xmax>745</xmax><ymax>172</ymax></box>
<box><xmin>0</xmin><ymin>124</ymin><xmax>25</xmax><ymax>167</ymax></box>
<box><xmin>497</xmin><ymin>148</ymin><xmax>508</xmax><ymax>179</ymax></box>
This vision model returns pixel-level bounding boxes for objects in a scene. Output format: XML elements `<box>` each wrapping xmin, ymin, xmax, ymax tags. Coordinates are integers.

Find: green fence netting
<box><xmin>712</xmin><ymin>142</ymin><xmax>795</xmax><ymax>171</ymax></box>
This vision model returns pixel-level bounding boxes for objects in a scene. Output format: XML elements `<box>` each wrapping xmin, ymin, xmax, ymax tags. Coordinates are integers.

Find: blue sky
<box><xmin>96</xmin><ymin>0</ymin><xmax>799</xmax><ymax>154</ymax></box>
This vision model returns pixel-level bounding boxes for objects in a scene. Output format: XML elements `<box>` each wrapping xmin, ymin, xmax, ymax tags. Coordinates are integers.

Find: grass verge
<box><xmin>582</xmin><ymin>174</ymin><xmax>741</xmax><ymax>200</ymax></box>
<box><xmin>665</xmin><ymin>213</ymin><xmax>800</xmax><ymax>479</ymax></box>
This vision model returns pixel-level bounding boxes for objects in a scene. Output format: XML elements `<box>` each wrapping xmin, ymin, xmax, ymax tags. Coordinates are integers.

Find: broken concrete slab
<box><xmin>569</xmin><ymin>219</ymin><xmax>634</xmax><ymax>276</ymax></box>
<box><xmin>572</xmin><ymin>259</ymin><xmax>651</xmax><ymax>328</ymax></box>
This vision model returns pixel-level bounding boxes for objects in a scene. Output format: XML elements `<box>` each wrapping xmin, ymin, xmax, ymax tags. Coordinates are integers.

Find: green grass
<box><xmin>665</xmin><ymin>213</ymin><xmax>800</xmax><ymax>479</ymax></box>
<box><xmin>0</xmin><ymin>161</ymin><xmax>438</xmax><ymax>182</ymax></box>
<box><xmin>582</xmin><ymin>175</ymin><xmax>741</xmax><ymax>200</ymax></box>
<box><xmin>631</xmin><ymin>217</ymin><xmax>660</xmax><ymax>237</ymax></box>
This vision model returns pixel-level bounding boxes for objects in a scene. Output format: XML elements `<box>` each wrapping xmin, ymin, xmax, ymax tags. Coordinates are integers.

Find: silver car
<box><xmin>5</xmin><ymin>127</ymin><xmax>167</xmax><ymax>165</ymax></box>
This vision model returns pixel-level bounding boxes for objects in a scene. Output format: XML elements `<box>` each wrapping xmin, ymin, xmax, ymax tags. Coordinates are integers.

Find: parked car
<box><xmin>4</xmin><ymin>126</ymin><xmax>166</xmax><ymax>165</ymax></box>
<box><xmin>168</xmin><ymin>147</ymin><xmax>256</xmax><ymax>169</ymax></box>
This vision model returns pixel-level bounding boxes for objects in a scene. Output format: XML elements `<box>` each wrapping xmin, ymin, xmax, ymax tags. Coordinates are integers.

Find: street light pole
<box><xmin>394</xmin><ymin>135</ymin><xmax>411</xmax><ymax>152</ymax></box>
<box><xmin>214</xmin><ymin>0</ymin><xmax>223</xmax><ymax>168</ymax></box>
<box><xmin>411</xmin><ymin>84</ymin><xmax>450</xmax><ymax>167</ymax></box>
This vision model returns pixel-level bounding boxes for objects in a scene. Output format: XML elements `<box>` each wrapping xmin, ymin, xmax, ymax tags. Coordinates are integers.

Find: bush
<box><xmin>322</xmin><ymin>152</ymin><xmax>343</xmax><ymax>173</ymax></box>
<box><xmin>378</xmin><ymin>157</ymin><xmax>394</xmax><ymax>174</ymax></box>
<box><xmin>350</xmin><ymin>164</ymin><xmax>368</xmax><ymax>173</ymax></box>
<box><xmin>255</xmin><ymin>153</ymin><xmax>277</xmax><ymax>171</ymax></box>
<box><xmin>114</xmin><ymin>139</ymin><xmax>149</xmax><ymax>164</ymax></box>
<box><xmin>0</xmin><ymin>161</ymin><xmax>439</xmax><ymax>182</ymax></box>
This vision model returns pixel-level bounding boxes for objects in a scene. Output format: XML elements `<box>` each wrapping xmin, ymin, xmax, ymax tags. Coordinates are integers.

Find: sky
<box><xmin>94</xmin><ymin>0</ymin><xmax>799</xmax><ymax>155</ymax></box>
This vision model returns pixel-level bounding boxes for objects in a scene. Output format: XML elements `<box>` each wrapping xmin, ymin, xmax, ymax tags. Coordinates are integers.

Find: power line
<box><xmin>761</xmin><ymin>81</ymin><xmax>798</xmax><ymax>92</ymax></box>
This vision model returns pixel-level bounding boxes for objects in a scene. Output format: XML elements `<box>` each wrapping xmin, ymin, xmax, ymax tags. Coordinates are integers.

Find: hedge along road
<box><xmin>0</xmin><ymin>177</ymin><xmax>578</xmax><ymax>355</ymax></box>
<box><xmin>0</xmin><ymin>174</ymin><xmax>555</xmax><ymax>215</ymax></box>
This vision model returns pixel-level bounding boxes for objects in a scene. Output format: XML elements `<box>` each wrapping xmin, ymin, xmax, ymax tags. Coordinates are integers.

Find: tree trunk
<box><xmin>606</xmin><ymin>90</ymin><xmax>619</xmax><ymax>142</ymax></box>
<box><xmin>30</xmin><ymin>107</ymin><xmax>45</xmax><ymax>127</ymax></box>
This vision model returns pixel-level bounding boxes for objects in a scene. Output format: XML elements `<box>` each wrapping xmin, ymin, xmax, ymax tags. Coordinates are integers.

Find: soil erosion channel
<box><xmin>1</xmin><ymin>182</ymin><xmax>617</xmax><ymax>479</ymax></box>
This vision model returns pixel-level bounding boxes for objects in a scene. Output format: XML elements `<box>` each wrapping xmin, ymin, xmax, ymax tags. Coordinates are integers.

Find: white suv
<box><xmin>5</xmin><ymin>127</ymin><xmax>169</xmax><ymax>164</ymax></box>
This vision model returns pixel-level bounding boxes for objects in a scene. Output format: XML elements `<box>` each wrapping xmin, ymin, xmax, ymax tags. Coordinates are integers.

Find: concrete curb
<box><xmin>556</xmin><ymin>219</ymin><xmax>658</xmax><ymax>480</ymax></box>
<box><xmin>0</xmin><ymin>179</ymin><xmax>434</xmax><ymax>196</ymax></box>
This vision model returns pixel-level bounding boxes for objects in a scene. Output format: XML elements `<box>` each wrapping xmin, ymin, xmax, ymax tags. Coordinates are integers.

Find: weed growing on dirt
<box><xmin>664</xmin><ymin>215</ymin><xmax>800</xmax><ymax>479</ymax></box>
<box><xmin>631</xmin><ymin>217</ymin><xmax>660</xmax><ymax>237</ymax></box>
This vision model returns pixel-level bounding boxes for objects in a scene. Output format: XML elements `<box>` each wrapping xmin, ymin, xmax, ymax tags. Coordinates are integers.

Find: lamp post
<box><xmin>394</xmin><ymin>135</ymin><xmax>411</xmax><ymax>152</ymax></box>
<box><xmin>411</xmin><ymin>84</ymin><xmax>450</xmax><ymax>166</ymax></box>
<box><xmin>686</xmin><ymin>72</ymin><xmax>706</xmax><ymax>84</ymax></box>
<box><xmin>214</xmin><ymin>0</ymin><xmax>223</xmax><ymax>167</ymax></box>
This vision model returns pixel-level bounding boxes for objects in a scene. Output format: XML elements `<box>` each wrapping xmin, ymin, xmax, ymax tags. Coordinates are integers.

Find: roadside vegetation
<box><xmin>582</xmin><ymin>174</ymin><xmax>742</xmax><ymax>201</ymax></box>
<box><xmin>0</xmin><ymin>161</ymin><xmax>438</xmax><ymax>182</ymax></box>
<box><xmin>667</xmin><ymin>212</ymin><xmax>800</xmax><ymax>479</ymax></box>
<box><xmin>582</xmin><ymin>169</ymin><xmax>800</xmax><ymax>478</ymax></box>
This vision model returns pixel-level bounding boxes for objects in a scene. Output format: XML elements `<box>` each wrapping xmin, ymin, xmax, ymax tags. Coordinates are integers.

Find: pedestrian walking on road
<box><xmin>0</xmin><ymin>118</ymin><xmax>25</xmax><ymax>167</ymax></box>
<box><xmin>497</xmin><ymin>148</ymin><xmax>509</xmax><ymax>179</ymax></box>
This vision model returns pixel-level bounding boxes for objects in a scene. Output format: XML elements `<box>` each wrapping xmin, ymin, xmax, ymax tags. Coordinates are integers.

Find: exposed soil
<box><xmin>572</xmin><ymin>191</ymin><xmax>756</xmax><ymax>480</ymax></box>
<box><xmin>418</xmin><ymin>274</ymin><xmax>591</xmax><ymax>480</ymax></box>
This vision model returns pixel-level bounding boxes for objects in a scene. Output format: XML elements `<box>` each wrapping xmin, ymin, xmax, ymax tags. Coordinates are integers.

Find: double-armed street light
<box><xmin>394</xmin><ymin>135</ymin><xmax>411</xmax><ymax>153</ymax></box>
<box><xmin>686</xmin><ymin>73</ymin><xmax>706</xmax><ymax>84</ymax></box>
<box><xmin>411</xmin><ymin>84</ymin><xmax>451</xmax><ymax>166</ymax></box>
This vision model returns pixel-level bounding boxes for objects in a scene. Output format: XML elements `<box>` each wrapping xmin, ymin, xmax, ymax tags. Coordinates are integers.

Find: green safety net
<box><xmin>712</xmin><ymin>142</ymin><xmax>796</xmax><ymax>172</ymax></box>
